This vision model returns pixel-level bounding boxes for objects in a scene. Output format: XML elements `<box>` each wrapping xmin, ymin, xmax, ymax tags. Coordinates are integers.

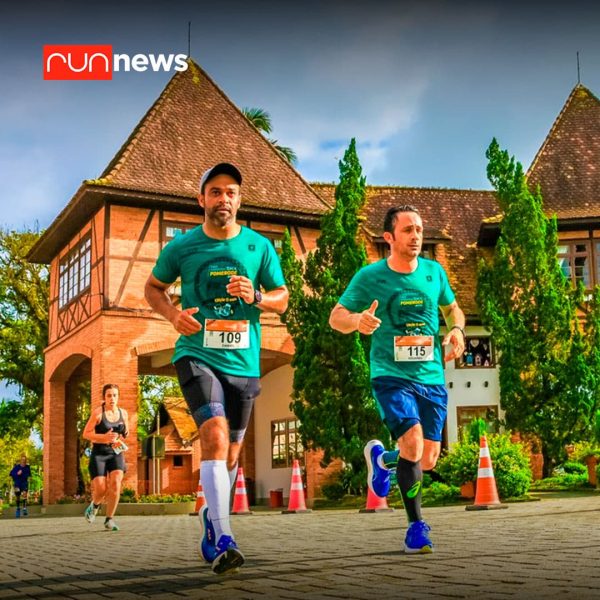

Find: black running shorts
<box><xmin>89</xmin><ymin>451</ymin><xmax>126</xmax><ymax>479</ymax></box>
<box><xmin>174</xmin><ymin>357</ymin><xmax>261</xmax><ymax>442</ymax></box>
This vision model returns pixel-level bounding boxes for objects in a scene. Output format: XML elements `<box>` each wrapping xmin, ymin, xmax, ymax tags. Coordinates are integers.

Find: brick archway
<box><xmin>44</xmin><ymin>352</ymin><xmax>92</xmax><ymax>503</ymax></box>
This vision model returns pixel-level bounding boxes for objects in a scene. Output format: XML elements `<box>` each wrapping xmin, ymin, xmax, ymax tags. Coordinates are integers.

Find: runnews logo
<box><xmin>43</xmin><ymin>45</ymin><xmax>188</xmax><ymax>80</ymax></box>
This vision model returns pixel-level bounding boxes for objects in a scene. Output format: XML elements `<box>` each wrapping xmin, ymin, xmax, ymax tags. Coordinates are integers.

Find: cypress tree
<box><xmin>477</xmin><ymin>139</ymin><xmax>600</xmax><ymax>472</ymax></box>
<box><xmin>280</xmin><ymin>139</ymin><xmax>389</xmax><ymax>491</ymax></box>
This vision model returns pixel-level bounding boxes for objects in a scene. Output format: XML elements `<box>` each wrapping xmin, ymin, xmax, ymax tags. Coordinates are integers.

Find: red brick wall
<box><xmin>305</xmin><ymin>450</ymin><xmax>344</xmax><ymax>502</ymax></box>
<box><xmin>159</xmin><ymin>454</ymin><xmax>194</xmax><ymax>495</ymax></box>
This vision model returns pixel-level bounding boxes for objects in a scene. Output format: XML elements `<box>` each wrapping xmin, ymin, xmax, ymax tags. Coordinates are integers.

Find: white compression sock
<box><xmin>201</xmin><ymin>460</ymin><xmax>233</xmax><ymax>540</ymax></box>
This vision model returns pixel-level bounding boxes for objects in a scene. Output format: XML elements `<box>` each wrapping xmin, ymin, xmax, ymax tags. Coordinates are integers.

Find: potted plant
<box><xmin>570</xmin><ymin>410</ymin><xmax>600</xmax><ymax>486</ymax></box>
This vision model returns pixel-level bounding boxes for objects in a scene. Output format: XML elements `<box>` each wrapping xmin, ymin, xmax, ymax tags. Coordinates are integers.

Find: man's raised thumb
<box><xmin>367</xmin><ymin>299</ymin><xmax>379</xmax><ymax>314</ymax></box>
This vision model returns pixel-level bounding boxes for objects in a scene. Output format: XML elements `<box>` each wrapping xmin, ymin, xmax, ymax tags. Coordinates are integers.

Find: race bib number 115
<box><xmin>394</xmin><ymin>335</ymin><xmax>434</xmax><ymax>362</ymax></box>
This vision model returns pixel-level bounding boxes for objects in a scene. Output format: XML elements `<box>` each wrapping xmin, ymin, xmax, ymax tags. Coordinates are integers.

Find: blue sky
<box><xmin>0</xmin><ymin>0</ymin><xmax>599</xmax><ymax>234</ymax></box>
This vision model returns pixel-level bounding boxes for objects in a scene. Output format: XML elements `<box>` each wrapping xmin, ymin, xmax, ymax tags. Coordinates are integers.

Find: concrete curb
<box><xmin>1</xmin><ymin>501</ymin><xmax>196</xmax><ymax>519</ymax></box>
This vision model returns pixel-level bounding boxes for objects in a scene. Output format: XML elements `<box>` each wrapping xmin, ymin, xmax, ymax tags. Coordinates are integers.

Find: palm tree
<box><xmin>242</xmin><ymin>107</ymin><xmax>298</xmax><ymax>165</ymax></box>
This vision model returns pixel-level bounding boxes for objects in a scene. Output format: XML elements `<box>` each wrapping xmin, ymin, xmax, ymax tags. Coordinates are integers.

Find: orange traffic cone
<box><xmin>359</xmin><ymin>487</ymin><xmax>394</xmax><ymax>513</ymax></box>
<box><xmin>189</xmin><ymin>481</ymin><xmax>205</xmax><ymax>516</ymax></box>
<box><xmin>282</xmin><ymin>459</ymin><xmax>312</xmax><ymax>513</ymax></box>
<box><xmin>194</xmin><ymin>481</ymin><xmax>206</xmax><ymax>511</ymax></box>
<box><xmin>466</xmin><ymin>435</ymin><xmax>508</xmax><ymax>511</ymax></box>
<box><xmin>231</xmin><ymin>467</ymin><xmax>252</xmax><ymax>515</ymax></box>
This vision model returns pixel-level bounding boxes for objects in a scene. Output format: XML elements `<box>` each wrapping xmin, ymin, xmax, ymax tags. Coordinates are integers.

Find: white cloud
<box><xmin>229</xmin><ymin>1</ymin><xmax>499</xmax><ymax>182</ymax></box>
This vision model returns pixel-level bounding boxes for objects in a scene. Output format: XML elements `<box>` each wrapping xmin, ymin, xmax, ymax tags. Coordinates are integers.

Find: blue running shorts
<box><xmin>371</xmin><ymin>376</ymin><xmax>448</xmax><ymax>441</ymax></box>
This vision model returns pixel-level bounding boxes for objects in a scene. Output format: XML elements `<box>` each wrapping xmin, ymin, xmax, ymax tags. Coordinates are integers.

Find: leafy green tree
<box><xmin>74</xmin><ymin>381</ymin><xmax>91</xmax><ymax>494</ymax></box>
<box><xmin>280</xmin><ymin>139</ymin><xmax>389</xmax><ymax>491</ymax></box>
<box><xmin>0</xmin><ymin>228</ymin><xmax>48</xmax><ymax>437</ymax></box>
<box><xmin>242</xmin><ymin>107</ymin><xmax>298</xmax><ymax>165</ymax></box>
<box><xmin>477</xmin><ymin>139</ymin><xmax>600</xmax><ymax>473</ymax></box>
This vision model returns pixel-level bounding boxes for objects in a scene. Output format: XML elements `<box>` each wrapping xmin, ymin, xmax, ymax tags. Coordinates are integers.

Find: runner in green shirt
<box><xmin>330</xmin><ymin>205</ymin><xmax>465</xmax><ymax>553</ymax></box>
<box><xmin>145</xmin><ymin>163</ymin><xmax>288</xmax><ymax>574</ymax></box>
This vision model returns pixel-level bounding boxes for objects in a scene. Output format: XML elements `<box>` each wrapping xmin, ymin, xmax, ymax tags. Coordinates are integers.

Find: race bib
<box><xmin>394</xmin><ymin>335</ymin><xmax>434</xmax><ymax>362</ymax></box>
<box><xmin>204</xmin><ymin>319</ymin><xmax>250</xmax><ymax>349</ymax></box>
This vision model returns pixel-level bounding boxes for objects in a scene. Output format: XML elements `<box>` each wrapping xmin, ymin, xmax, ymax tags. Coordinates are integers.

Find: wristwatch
<box><xmin>252</xmin><ymin>289</ymin><xmax>263</xmax><ymax>305</ymax></box>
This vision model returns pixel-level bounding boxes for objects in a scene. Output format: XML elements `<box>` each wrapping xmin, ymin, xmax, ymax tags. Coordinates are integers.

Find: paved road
<box><xmin>1</xmin><ymin>495</ymin><xmax>599</xmax><ymax>599</ymax></box>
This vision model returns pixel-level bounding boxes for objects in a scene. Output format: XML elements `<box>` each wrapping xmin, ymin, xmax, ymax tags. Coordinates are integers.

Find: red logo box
<box><xmin>44</xmin><ymin>45</ymin><xmax>113</xmax><ymax>80</ymax></box>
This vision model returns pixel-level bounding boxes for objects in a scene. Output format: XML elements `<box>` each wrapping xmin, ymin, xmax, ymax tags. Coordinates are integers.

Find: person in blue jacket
<box><xmin>10</xmin><ymin>455</ymin><xmax>31</xmax><ymax>518</ymax></box>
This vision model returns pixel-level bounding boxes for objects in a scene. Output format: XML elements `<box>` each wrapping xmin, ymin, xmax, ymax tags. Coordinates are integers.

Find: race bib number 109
<box><xmin>394</xmin><ymin>335</ymin><xmax>434</xmax><ymax>362</ymax></box>
<box><xmin>204</xmin><ymin>319</ymin><xmax>250</xmax><ymax>349</ymax></box>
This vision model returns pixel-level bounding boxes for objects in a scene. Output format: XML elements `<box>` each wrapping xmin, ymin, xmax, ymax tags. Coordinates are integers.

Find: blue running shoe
<box><xmin>404</xmin><ymin>520</ymin><xmax>434</xmax><ymax>554</ymax></box>
<box><xmin>15</xmin><ymin>508</ymin><xmax>20</xmax><ymax>519</ymax></box>
<box><xmin>364</xmin><ymin>439</ymin><xmax>391</xmax><ymax>497</ymax></box>
<box><xmin>199</xmin><ymin>505</ymin><xmax>218</xmax><ymax>563</ymax></box>
<box><xmin>211</xmin><ymin>535</ymin><xmax>245</xmax><ymax>575</ymax></box>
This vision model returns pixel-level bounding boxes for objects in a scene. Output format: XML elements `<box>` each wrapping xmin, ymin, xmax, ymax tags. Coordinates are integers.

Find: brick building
<box><xmin>138</xmin><ymin>397</ymin><xmax>199</xmax><ymax>496</ymax></box>
<box><xmin>29</xmin><ymin>59</ymin><xmax>599</xmax><ymax>505</ymax></box>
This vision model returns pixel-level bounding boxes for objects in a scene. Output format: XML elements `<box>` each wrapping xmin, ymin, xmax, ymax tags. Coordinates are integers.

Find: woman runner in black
<box><xmin>82</xmin><ymin>383</ymin><xmax>130</xmax><ymax>531</ymax></box>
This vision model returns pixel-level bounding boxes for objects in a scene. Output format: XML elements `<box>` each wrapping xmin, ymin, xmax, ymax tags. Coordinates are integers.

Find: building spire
<box><xmin>188</xmin><ymin>21</ymin><xmax>192</xmax><ymax>58</ymax></box>
<box><xmin>576</xmin><ymin>51</ymin><xmax>581</xmax><ymax>85</ymax></box>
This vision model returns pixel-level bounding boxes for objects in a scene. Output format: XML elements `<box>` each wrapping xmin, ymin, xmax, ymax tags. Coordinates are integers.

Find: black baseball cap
<box><xmin>199</xmin><ymin>162</ymin><xmax>242</xmax><ymax>193</ymax></box>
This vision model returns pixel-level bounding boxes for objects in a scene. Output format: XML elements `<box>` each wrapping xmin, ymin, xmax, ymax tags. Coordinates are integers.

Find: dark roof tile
<box><xmin>527</xmin><ymin>85</ymin><xmax>600</xmax><ymax>215</ymax></box>
<box><xmin>101</xmin><ymin>60</ymin><xmax>328</xmax><ymax>216</ymax></box>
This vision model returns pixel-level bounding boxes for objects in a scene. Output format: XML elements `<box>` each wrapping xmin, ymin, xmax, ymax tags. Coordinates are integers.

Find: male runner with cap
<box><xmin>145</xmin><ymin>163</ymin><xmax>288</xmax><ymax>574</ymax></box>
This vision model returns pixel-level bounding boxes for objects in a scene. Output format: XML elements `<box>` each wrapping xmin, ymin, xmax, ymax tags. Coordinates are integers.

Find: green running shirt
<box><xmin>338</xmin><ymin>258</ymin><xmax>455</xmax><ymax>384</ymax></box>
<box><xmin>152</xmin><ymin>225</ymin><xmax>286</xmax><ymax>377</ymax></box>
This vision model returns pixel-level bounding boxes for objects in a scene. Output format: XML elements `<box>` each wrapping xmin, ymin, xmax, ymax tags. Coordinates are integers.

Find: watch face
<box><xmin>255</xmin><ymin>290</ymin><xmax>263</xmax><ymax>304</ymax></box>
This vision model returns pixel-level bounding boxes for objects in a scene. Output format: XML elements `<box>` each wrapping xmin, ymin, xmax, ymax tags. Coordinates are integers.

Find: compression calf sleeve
<box><xmin>396</xmin><ymin>457</ymin><xmax>423</xmax><ymax>523</ymax></box>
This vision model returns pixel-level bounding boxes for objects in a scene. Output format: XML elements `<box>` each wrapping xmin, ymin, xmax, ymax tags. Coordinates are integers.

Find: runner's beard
<box><xmin>207</xmin><ymin>206</ymin><xmax>234</xmax><ymax>227</ymax></box>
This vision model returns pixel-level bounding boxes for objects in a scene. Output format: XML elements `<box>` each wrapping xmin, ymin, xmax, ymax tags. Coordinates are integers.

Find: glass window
<box><xmin>558</xmin><ymin>241</ymin><xmax>591</xmax><ymax>288</ymax></box>
<box><xmin>271</xmin><ymin>418</ymin><xmax>304</xmax><ymax>469</ymax></box>
<box><xmin>173</xmin><ymin>455</ymin><xmax>184</xmax><ymax>468</ymax></box>
<box><xmin>162</xmin><ymin>221</ymin><xmax>197</xmax><ymax>246</ymax></box>
<box><xmin>255</xmin><ymin>231</ymin><xmax>284</xmax><ymax>255</ymax></box>
<box><xmin>456</xmin><ymin>406</ymin><xmax>498</xmax><ymax>438</ymax></box>
<box><xmin>420</xmin><ymin>244</ymin><xmax>434</xmax><ymax>260</ymax></box>
<box><xmin>58</xmin><ymin>236</ymin><xmax>91</xmax><ymax>309</ymax></box>
<box><xmin>455</xmin><ymin>337</ymin><xmax>494</xmax><ymax>368</ymax></box>
<box><xmin>376</xmin><ymin>242</ymin><xmax>388</xmax><ymax>259</ymax></box>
